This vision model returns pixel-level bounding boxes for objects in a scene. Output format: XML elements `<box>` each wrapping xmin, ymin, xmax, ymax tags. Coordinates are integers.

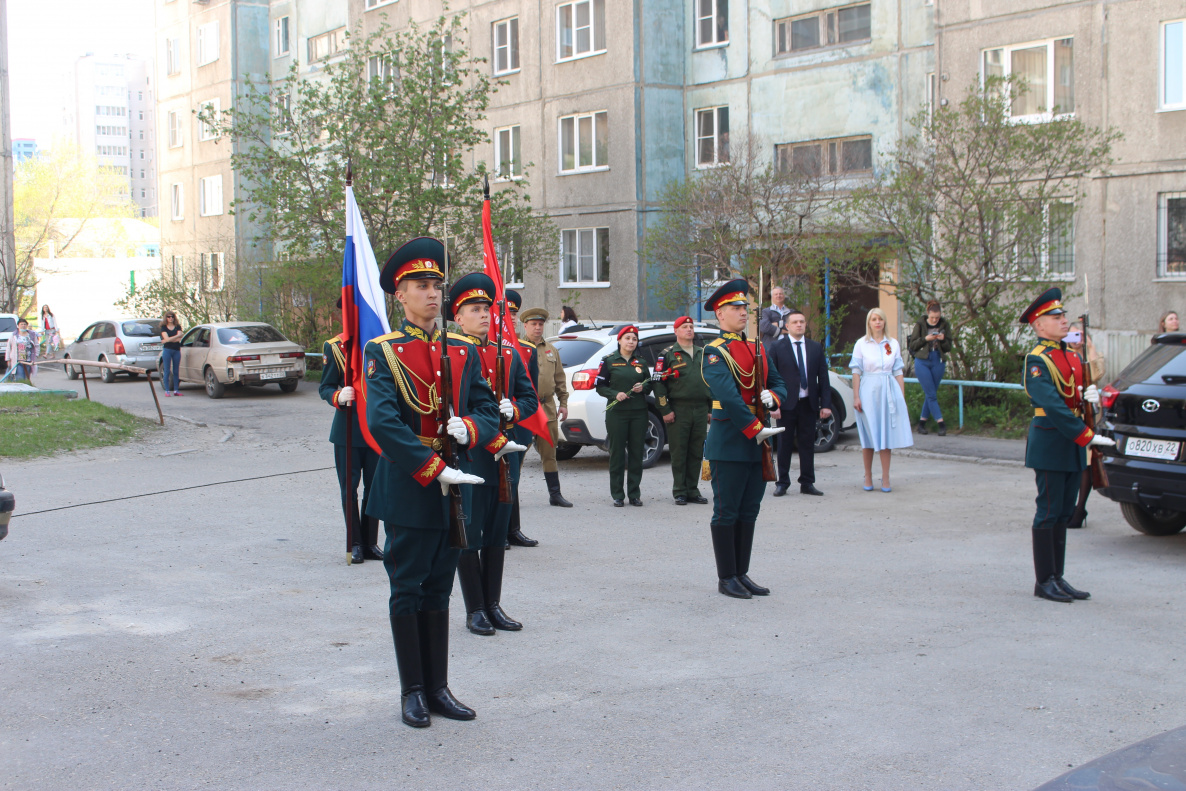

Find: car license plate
<box><xmin>1125</xmin><ymin>437</ymin><xmax>1181</xmax><ymax>461</ymax></box>
<box><xmin>141</xmin><ymin>343</ymin><xmax>161</xmax><ymax>351</ymax></box>
<box><xmin>260</xmin><ymin>370</ymin><xmax>287</xmax><ymax>381</ymax></box>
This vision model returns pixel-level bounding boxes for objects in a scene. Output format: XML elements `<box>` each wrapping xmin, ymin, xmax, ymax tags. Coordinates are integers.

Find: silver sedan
<box><xmin>167</xmin><ymin>322</ymin><xmax>306</xmax><ymax>399</ymax></box>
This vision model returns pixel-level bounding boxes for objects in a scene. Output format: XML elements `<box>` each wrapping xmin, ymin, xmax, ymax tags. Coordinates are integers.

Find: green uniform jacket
<box><xmin>319</xmin><ymin>337</ymin><xmax>366</xmax><ymax>446</ymax></box>
<box><xmin>363</xmin><ymin>321</ymin><xmax>500</xmax><ymax>528</ymax></box>
<box><xmin>460</xmin><ymin>334</ymin><xmax>540</xmax><ymax>483</ymax></box>
<box><xmin>524</xmin><ymin>338</ymin><xmax>569</xmax><ymax>410</ymax></box>
<box><xmin>594</xmin><ymin>350</ymin><xmax>652</xmax><ymax>412</ymax></box>
<box><xmin>701</xmin><ymin>333</ymin><xmax>787</xmax><ymax>463</ymax></box>
<box><xmin>1023</xmin><ymin>339</ymin><xmax>1094</xmax><ymax>473</ymax></box>
<box><xmin>652</xmin><ymin>342</ymin><xmax>712</xmax><ymax>415</ymax></box>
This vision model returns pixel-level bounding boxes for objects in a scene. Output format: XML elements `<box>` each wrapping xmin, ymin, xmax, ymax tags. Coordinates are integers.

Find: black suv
<box><xmin>1097</xmin><ymin>333</ymin><xmax>1186</xmax><ymax>535</ymax></box>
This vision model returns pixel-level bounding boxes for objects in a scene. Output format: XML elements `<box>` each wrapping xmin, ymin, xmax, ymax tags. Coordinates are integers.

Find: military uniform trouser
<box><xmin>335</xmin><ymin>443</ymin><xmax>380</xmax><ymax>549</ymax></box>
<box><xmin>465</xmin><ymin>485</ymin><xmax>513</xmax><ymax>552</ymax></box>
<box><xmin>709</xmin><ymin>460</ymin><xmax>767</xmax><ymax>579</ymax></box>
<box><xmin>1031</xmin><ymin>469</ymin><xmax>1080</xmax><ymax>584</ymax></box>
<box><xmin>383</xmin><ymin>524</ymin><xmax>460</xmax><ymax>617</ymax></box>
<box><xmin>606</xmin><ymin>408</ymin><xmax>648</xmax><ymax>501</ymax></box>
<box><xmin>667</xmin><ymin>401</ymin><xmax>708</xmax><ymax>499</ymax></box>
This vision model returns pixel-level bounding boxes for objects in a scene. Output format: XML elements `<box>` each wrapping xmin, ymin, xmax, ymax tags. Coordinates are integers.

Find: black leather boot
<box><xmin>362</xmin><ymin>517</ymin><xmax>384</xmax><ymax>559</ymax></box>
<box><xmin>419</xmin><ymin>610</ymin><xmax>476</xmax><ymax>720</ymax></box>
<box><xmin>507</xmin><ymin>493</ymin><xmax>539</xmax><ymax>547</ymax></box>
<box><xmin>545</xmin><ymin>471</ymin><xmax>573</xmax><ymax>507</ymax></box>
<box><xmin>390</xmin><ymin>613</ymin><xmax>431</xmax><ymax>727</ymax></box>
<box><xmin>735</xmin><ymin>521</ymin><xmax>769</xmax><ymax>595</ymax></box>
<box><xmin>1032</xmin><ymin>528</ymin><xmax>1072</xmax><ymax>603</ymax></box>
<box><xmin>350</xmin><ymin>545</ymin><xmax>364</xmax><ymax>565</ymax></box>
<box><xmin>456</xmin><ymin>553</ymin><xmax>494</xmax><ymax>635</ymax></box>
<box><xmin>710</xmin><ymin>522</ymin><xmax>749</xmax><ymax>598</ymax></box>
<box><xmin>1052</xmin><ymin>523</ymin><xmax>1090</xmax><ymax>599</ymax></box>
<box><xmin>481</xmin><ymin>547</ymin><xmax>522</xmax><ymax>630</ymax></box>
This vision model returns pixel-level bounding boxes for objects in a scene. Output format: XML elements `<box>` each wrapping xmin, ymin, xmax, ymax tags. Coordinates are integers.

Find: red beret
<box><xmin>617</xmin><ymin>324</ymin><xmax>639</xmax><ymax>340</ymax></box>
<box><xmin>674</xmin><ymin>316</ymin><xmax>693</xmax><ymax>329</ymax></box>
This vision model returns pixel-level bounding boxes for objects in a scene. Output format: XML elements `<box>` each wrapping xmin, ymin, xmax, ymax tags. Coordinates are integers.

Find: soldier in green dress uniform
<box><xmin>363</xmin><ymin>237</ymin><xmax>500</xmax><ymax>727</ymax></box>
<box><xmin>1019</xmin><ymin>287</ymin><xmax>1115</xmax><ymax>603</ymax></box>
<box><xmin>594</xmin><ymin>325</ymin><xmax>653</xmax><ymax>507</ymax></box>
<box><xmin>653</xmin><ymin>315</ymin><xmax>712</xmax><ymax>506</ymax></box>
<box><xmin>520</xmin><ymin>306</ymin><xmax>575</xmax><ymax>508</ymax></box>
<box><xmin>503</xmin><ymin>289</ymin><xmax>541</xmax><ymax>547</ymax></box>
<box><xmin>700</xmin><ymin>280</ymin><xmax>787</xmax><ymax>599</ymax></box>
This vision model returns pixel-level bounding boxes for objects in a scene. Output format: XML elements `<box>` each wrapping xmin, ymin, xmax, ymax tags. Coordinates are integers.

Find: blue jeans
<box><xmin>160</xmin><ymin>348</ymin><xmax>180</xmax><ymax>392</ymax></box>
<box><xmin>915</xmin><ymin>354</ymin><xmax>945</xmax><ymax>422</ymax></box>
<box><xmin>10</xmin><ymin>362</ymin><xmax>32</xmax><ymax>381</ymax></box>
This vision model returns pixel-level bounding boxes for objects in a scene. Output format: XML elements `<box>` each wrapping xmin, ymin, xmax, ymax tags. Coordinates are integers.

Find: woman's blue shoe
<box><xmin>881</xmin><ymin>487</ymin><xmax>892</xmax><ymax>493</ymax></box>
<box><xmin>863</xmin><ymin>485</ymin><xmax>875</xmax><ymax>492</ymax></box>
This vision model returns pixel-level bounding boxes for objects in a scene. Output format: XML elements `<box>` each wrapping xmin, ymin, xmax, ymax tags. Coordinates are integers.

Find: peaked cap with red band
<box><xmin>380</xmin><ymin>236</ymin><xmax>445</xmax><ymax>294</ymax></box>
<box><xmin>446</xmin><ymin>272</ymin><xmax>496</xmax><ymax>321</ymax></box>
<box><xmin>705</xmin><ymin>278</ymin><xmax>751</xmax><ymax>313</ymax></box>
<box><xmin>1019</xmin><ymin>286</ymin><xmax>1067</xmax><ymax>325</ymax></box>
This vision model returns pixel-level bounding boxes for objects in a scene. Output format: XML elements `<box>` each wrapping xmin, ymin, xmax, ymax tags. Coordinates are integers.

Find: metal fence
<box><xmin>835</xmin><ymin>373</ymin><xmax>1024</xmax><ymax>429</ymax></box>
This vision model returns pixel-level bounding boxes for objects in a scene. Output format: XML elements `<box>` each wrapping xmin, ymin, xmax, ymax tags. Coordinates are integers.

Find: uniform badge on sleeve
<box><xmin>366</xmin><ymin>359</ymin><xmax>377</xmax><ymax>379</ymax></box>
<box><xmin>1029</xmin><ymin>365</ymin><xmax>1042</xmax><ymax>378</ymax></box>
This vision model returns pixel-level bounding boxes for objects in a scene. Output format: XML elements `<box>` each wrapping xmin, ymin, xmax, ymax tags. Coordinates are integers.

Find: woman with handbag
<box><xmin>906</xmin><ymin>301</ymin><xmax>953</xmax><ymax>436</ymax></box>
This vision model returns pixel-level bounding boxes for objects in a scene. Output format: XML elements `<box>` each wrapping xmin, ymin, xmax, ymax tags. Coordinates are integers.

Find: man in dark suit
<box><xmin>769</xmin><ymin>309</ymin><xmax>831</xmax><ymax>497</ymax></box>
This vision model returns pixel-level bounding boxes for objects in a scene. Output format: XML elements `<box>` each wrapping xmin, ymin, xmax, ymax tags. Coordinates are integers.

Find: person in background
<box><xmin>652</xmin><ymin>316</ymin><xmax>712</xmax><ymax>505</ymax></box>
<box><xmin>39</xmin><ymin>305</ymin><xmax>60</xmax><ymax>359</ymax></box>
<box><xmin>850</xmin><ymin>308</ymin><xmax>913</xmax><ymax>492</ymax></box>
<box><xmin>1156</xmin><ymin>311</ymin><xmax>1180</xmax><ymax>339</ymax></box>
<box><xmin>769</xmin><ymin>308</ymin><xmax>830</xmax><ymax>497</ymax></box>
<box><xmin>159</xmin><ymin>311</ymin><xmax>184</xmax><ymax>397</ymax></box>
<box><xmin>907</xmin><ymin>300</ymin><xmax>953</xmax><ymax>436</ymax></box>
<box><xmin>520</xmin><ymin>306</ymin><xmax>575</xmax><ymax>509</ymax></box>
<box><xmin>559</xmin><ymin>306</ymin><xmax>581</xmax><ymax>333</ymax></box>
<box><xmin>594</xmin><ymin>325</ymin><xmax>652</xmax><ymax>507</ymax></box>
<box><xmin>5</xmin><ymin>318</ymin><xmax>37</xmax><ymax>381</ymax></box>
<box><xmin>759</xmin><ymin>287</ymin><xmax>791</xmax><ymax>351</ymax></box>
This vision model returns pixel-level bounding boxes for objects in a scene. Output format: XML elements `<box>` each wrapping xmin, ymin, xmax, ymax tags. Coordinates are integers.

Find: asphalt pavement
<box><xmin>3</xmin><ymin>372</ymin><xmax>1185</xmax><ymax>790</ymax></box>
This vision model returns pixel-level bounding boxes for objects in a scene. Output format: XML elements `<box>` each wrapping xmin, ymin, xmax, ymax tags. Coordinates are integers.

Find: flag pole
<box><xmin>342</xmin><ymin>161</ymin><xmax>359</xmax><ymax>563</ymax></box>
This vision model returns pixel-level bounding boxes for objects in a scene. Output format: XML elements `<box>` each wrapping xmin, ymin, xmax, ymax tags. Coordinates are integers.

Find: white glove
<box><xmin>337</xmin><ymin>386</ymin><xmax>355</xmax><ymax>405</ymax></box>
<box><xmin>446</xmin><ymin>415</ymin><xmax>469</xmax><ymax>445</ymax></box>
<box><xmin>1087</xmin><ymin>434</ymin><xmax>1116</xmax><ymax>449</ymax></box>
<box><xmin>499</xmin><ymin>398</ymin><xmax>515</xmax><ymax>420</ymax></box>
<box><xmin>494</xmin><ymin>440</ymin><xmax>527</xmax><ymax>461</ymax></box>
<box><xmin>760</xmin><ymin>390</ymin><xmax>776</xmax><ymax>408</ymax></box>
<box><xmin>1081</xmin><ymin>385</ymin><xmax>1100</xmax><ymax>405</ymax></box>
<box><xmin>756</xmin><ymin>426</ymin><xmax>785</xmax><ymax>444</ymax></box>
<box><xmin>437</xmin><ymin>466</ymin><xmax>483</xmax><ymax>495</ymax></box>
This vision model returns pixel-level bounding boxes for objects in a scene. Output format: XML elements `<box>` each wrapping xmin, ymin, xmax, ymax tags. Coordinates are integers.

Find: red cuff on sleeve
<box><xmin>769</xmin><ymin>392</ymin><xmax>781</xmax><ymax>409</ymax></box>
<box><xmin>332</xmin><ymin>390</ymin><xmax>340</xmax><ymax>407</ymax></box>
<box><xmin>1075</xmin><ymin>427</ymin><xmax>1094</xmax><ymax>447</ymax></box>
<box><xmin>461</xmin><ymin>417</ymin><xmax>478</xmax><ymax>447</ymax></box>
<box><xmin>512</xmin><ymin>403</ymin><xmax>521</xmax><ymax>423</ymax></box>
<box><xmin>485</xmin><ymin>433</ymin><xmax>508</xmax><ymax>455</ymax></box>
<box><xmin>742</xmin><ymin>419</ymin><xmax>763</xmax><ymax>439</ymax></box>
<box><xmin>413</xmin><ymin>454</ymin><xmax>446</xmax><ymax>487</ymax></box>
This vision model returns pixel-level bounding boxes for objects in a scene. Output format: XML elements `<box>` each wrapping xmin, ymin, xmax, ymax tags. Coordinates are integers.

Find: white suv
<box><xmin>553</xmin><ymin>322</ymin><xmax>856</xmax><ymax>467</ymax></box>
<box><xmin>0</xmin><ymin>314</ymin><xmax>18</xmax><ymax>371</ymax></box>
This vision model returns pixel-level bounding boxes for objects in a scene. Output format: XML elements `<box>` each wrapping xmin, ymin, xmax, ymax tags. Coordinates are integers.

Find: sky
<box><xmin>7</xmin><ymin>0</ymin><xmax>155</xmax><ymax>145</ymax></box>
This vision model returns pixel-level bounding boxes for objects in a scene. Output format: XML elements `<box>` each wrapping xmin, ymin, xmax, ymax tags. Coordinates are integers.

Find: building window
<box><xmin>561</xmin><ymin>227</ymin><xmax>610</xmax><ymax>285</ymax></box>
<box><xmin>775</xmin><ymin>135</ymin><xmax>873</xmax><ymax>177</ymax></box>
<box><xmin>365</xmin><ymin>0</ymin><xmax>397</xmax><ymax>8</ymax></box>
<box><xmin>367</xmin><ymin>55</ymin><xmax>398</xmax><ymax>83</ymax></box>
<box><xmin>1009</xmin><ymin>202</ymin><xmax>1075</xmax><ymax>279</ymax></box>
<box><xmin>201</xmin><ymin>252</ymin><xmax>226</xmax><ymax>291</ymax></box>
<box><xmin>96</xmin><ymin>145</ymin><xmax>128</xmax><ymax>156</ymax></box>
<box><xmin>559</xmin><ymin>110</ymin><xmax>608</xmax><ymax>173</ymax></box>
<box><xmin>168</xmin><ymin>110</ymin><xmax>183</xmax><ymax>148</ymax></box>
<box><xmin>197</xmin><ymin>21</ymin><xmax>220</xmax><ymax>66</ymax></box>
<box><xmin>926</xmin><ymin>72</ymin><xmax>937</xmax><ymax>124</ymax></box>
<box><xmin>139</xmin><ymin>130</ymin><xmax>144</xmax><ymax>139</ymax></box>
<box><xmin>199</xmin><ymin>175</ymin><xmax>223</xmax><ymax>217</ymax></box>
<box><xmin>170</xmin><ymin>183</ymin><xmax>183</xmax><ymax>220</ymax></box>
<box><xmin>494</xmin><ymin>125</ymin><xmax>521</xmax><ymax>180</ymax></box>
<box><xmin>95</xmin><ymin>106</ymin><xmax>126</xmax><ymax>117</ymax></box>
<box><xmin>140</xmin><ymin>169</ymin><xmax>145</xmax><ymax>179</ymax></box>
<box><xmin>166</xmin><ymin>38</ymin><xmax>181</xmax><ymax>76</ymax></box>
<box><xmin>1162</xmin><ymin>20</ymin><xmax>1185</xmax><ymax>111</ymax></box>
<box><xmin>309</xmin><ymin>28</ymin><xmax>348</xmax><ymax>62</ymax></box>
<box><xmin>1159</xmin><ymin>192</ymin><xmax>1186</xmax><ymax>278</ymax></box>
<box><xmin>274</xmin><ymin>16</ymin><xmax>290</xmax><ymax>57</ymax></box>
<box><xmin>983</xmin><ymin>38</ymin><xmax>1074</xmax><ymax>120</ymax></box>
<box><xmin>497</xmin><ymin>237</ymin><xmax>524</xmax><ymax>287</ymax></box>
<box><xmin>170</xmin><ymin>255</ymin><xmax>184</xmax><ymax>286</ymax></box>
<box><xmin>696</xmin><ymin>0</ymin><xmax>728</xmax><ymax>48</ymax></box>
<box><xmin>695</xmin><ymin>106</ymin><xmax>729</xmax><ymax>167</ymax></box>
<box><xmin>198</xmin><ymin>99</ymin><xmax>221</xmax><ymax>141</ymax></box>
<box><xmin>557</xmin><ymin>0</ymin><xmax>606</xmax><ymax>62</ymax></box>
<box><xmin>775</xmin><ymin>3</ymin><xmax>871</xmax><ymax>55</ymax></box>
<box><xmin>493</xmin><ymin>17</ymin><xmax>520</xmax><ymax>74</ymax></box>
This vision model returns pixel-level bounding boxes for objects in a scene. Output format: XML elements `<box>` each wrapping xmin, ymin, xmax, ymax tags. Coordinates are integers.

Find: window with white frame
<box><xmin>1159</xmin><ymin>192</ymin><xmax>1186</xmax><ymax>278</ymax></box>
<box><xmin>168</xmin><ymin>110</ymin><xmax>183</xmax><ymax>148</ymax></box>
<box><xmin>198</xmin><ymin>99</ymin><xmax>221</xmax><ymax>141</ymax></box>
<box><xmin>497</xmin><ymin>237</ymin><xmax>524</xmax><ymax>287</ymax></box>
<box><xmin>202</xmin><ymin>252</ymin><xmax>226</xmax><ymax>291</ymax></box>
<box><xmin>982</xmin><ymin>38</ymin><xmax>1074</xmax><ymax>120</ymax></box>
<box><xmin>695</xmin><ymin>106</ymin><xmax>729</xmax><ymax>167</ymax></box>
<box><xmin>166</xmin><ymin>38</ymin><xmax>181</xmax><ymax>75</ymax></box>
<box><xmin>367</xmin><ymin>55</ymin><xmax>398</xmax><ymax>83</ymax></box>
<box><xmin>170</xmin><ymin>255</ymin><xmax>184</xmax><ymax>286</ymax></box>
<box><xmin>495</xmin><ymin>125</ymin><xmax>522</xmax><ymax>180</ymax></box>
<box><xmin>170</xmin><ymin>183</ymin><xmax>183</xmax><ymax>220</ymax></box>
<box><xmin>561</xmin><ymin>227</ymin><xmax>610</xmax><ymax>284</ymax></box>
<box><xmin>274</xmin><ymin>16</ymin><xmax>290</xmax><ymax>57</ymax></box>
<box><xmin>365</xmin><ymin>0</ymin><xmax>397</xmax><ymax>8</ymax></box>
<box><xmin>926</xmin><ymin>72</ymin><xmax>937</xmax><ymax>125</ymax></box>
<box><xmin>1161</xmin><ymin>20</ymin><xmax>1185</xmax><ymax>111</ymax></box>
<box><xmin>696</xmin><ymin>0</ymin><xmax>728</xmax><ymax>47</ymax></box>
<box><xmin>197</xmin><ymin>21</ymin><xmax>220</xmax><ymax>66</ymax></box>
<box><xmin>1012</xmin><ymin>202</ymin><xmax>1075</xmax><ymax>278</ymax></box>
<box><xmin>309</xmin><ymin>27</ymin><xmax>348</xmax><ymax>62</ymax></box>
<box><xmin>559</xmin><ymin>111</ymin><xmax>608</xmax><ymax>173</ymax></box>
<box><xmin>494</xmin><ymin>17</ymin><xmax>520</xmax><ymax>74</ymax></box>
<box><xmin>775</xmin><ymin>135</ymin><xmax>873</xmax><ymax>177</ymax></box>
<box><xmin>557</xmin><ymin>0</ymin><xmax>606</xmax><ymax>61</ymax></box>
<box><xmin>775</xmin><ymin>3</ymin><xmax>870</xmax><ymax>55</ymax></box>
<box><xmin>199</xmin><ymin>175</ymin><xmax>223</xmax><ymax>217</ymax></box>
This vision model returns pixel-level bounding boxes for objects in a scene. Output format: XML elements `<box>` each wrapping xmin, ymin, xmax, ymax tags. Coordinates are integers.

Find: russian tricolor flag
<box><xmin>341</xmin><ymin>184</ymin><xmax>391</xmax><ymax>454</ymax></box>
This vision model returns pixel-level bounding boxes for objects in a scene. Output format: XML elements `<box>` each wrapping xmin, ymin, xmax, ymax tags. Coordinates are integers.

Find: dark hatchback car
<box><xmin>1097</xmin><ymin>333</ymin><xmax>1186</xmax><ymax>535</ymax></box>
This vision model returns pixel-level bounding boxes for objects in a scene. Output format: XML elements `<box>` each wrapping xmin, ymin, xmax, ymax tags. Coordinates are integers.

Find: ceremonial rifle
<box><xmin>1078</xmin><ymin>313</ymin><xmax>1110</xmax><ymax>490</ymax></box>
<box><xmin>439</xmin><ymin>228</ymin><xmax>468</xmax><ymax>550</ymax></box>
<box><xmin>494</xmin><ymin>298</ymin><xmax>513</xmax><ymax>504</ymax></box>
<box><xmin>749</xmin><ymin>331</ymin><xmax>777</xmax><ymax>482</ymax></box>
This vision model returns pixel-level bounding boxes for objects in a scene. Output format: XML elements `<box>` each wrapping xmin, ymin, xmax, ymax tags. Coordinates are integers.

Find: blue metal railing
<box><xmin>834</xmin><ymin>373</ymin><xmax>1024</xmax><ymax>429</ymax></box>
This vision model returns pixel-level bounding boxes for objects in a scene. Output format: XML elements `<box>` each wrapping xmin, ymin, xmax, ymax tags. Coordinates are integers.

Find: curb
<box><xmin>834</xmin><ymin>442</ymin><xmax>1023</xmax><ymax>467</ymax></box>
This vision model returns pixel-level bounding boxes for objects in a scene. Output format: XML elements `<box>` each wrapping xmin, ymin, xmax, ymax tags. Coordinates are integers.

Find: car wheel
<box><xmin>641</xmin><ymin>410</ymin><xmax>666</xmax><ymax>469</ymax></box>
<box><xmin>99</xmin><ymin>357</ymin><xmax>116</xmax><ymax>384</ymax></box>
<box><xmin>814</xmin><ymin>413</ymin><xmax>839</xmax><ymax>452</ymax></box>
<box><xmin>278</xmin><ymin>379</ymin><xmax>299</xmax><ymax>393</ymax></box>
<box><xmin>64</xmin><ymin>355</ymin><xmax>78</xmax><ymax>380</ymax></box>
<box><xmin>1120</xmin><ymin>501</ymin><xmax>1186</xmax><ymax>536</ymax></box>
<box><xmin>555</xmin><ymin>442</ymin><xmax>582</xmax><ymax>461</ymax></box>
<box><xmin>204</xmin><ymin>366</ymin><xmax>226</xmax><ymax>399</ymax></box>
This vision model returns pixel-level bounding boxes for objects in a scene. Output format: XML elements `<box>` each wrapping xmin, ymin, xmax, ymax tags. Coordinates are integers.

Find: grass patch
<box><xmin>901</xmin><ymin>382</ymin><xmax>1031</xmax><ymax>439</ymax></box>
<box><xmin>0</xmin><ymin>394</ymin><xmax>155</xmax><ymax>459</ymax></box>
<box><xmin>303</xmin><ymin>368</ymin><xmax>323</xmax><ymax>383</ymax></box>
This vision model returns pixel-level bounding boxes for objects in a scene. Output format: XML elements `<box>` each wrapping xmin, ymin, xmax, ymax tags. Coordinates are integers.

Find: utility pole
<box><xmin>0</xmin><ymin>0</ymin><xmax>14</xmax><ymax>314</ymax></box>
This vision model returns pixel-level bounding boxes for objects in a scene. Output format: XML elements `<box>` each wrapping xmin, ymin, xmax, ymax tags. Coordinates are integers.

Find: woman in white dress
<box><xmin>849</xmin><ymin>307</ymin><xmax>913</xmax><ymax>491</ymax></box>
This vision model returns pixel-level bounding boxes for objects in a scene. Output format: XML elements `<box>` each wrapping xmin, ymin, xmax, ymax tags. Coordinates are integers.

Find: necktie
<box><xmin>794</xmin><ymin>340</ymin><xmax>806</xmax><ymax>385</ymax></box>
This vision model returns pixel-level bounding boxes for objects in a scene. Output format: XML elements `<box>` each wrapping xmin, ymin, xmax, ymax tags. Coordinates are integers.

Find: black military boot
<box><xmin>1052</xmin><ymin>523</ymin><xmax>1090</xmax><ymax>600</ymax></box>
<box><xmin>362</xmin><ymin>516</ymin><xmax>384</xmax><ymax>560</ymax></box>
<box><xmin>734</xmin><ymin>521</ymin><xmax>769</xmax><ymax>596</ymax></box>
<box><xmin>456</xmin><ymin>553</ymin><xmax>494</xmax><ymax>635</ymax></box>
<box><xmin>545</xmin><ymin>471</ymin><xmax>573</xmax><ymax>508</ymax></box>
<box><xmin>350</xmin><ymin>545</ymin><xmax>365</xmax><ymax>565</ymax></box>
<box><xmin>1032</xmin><ymin>528</ymin><xmax>1072</xmax><ymax>603</ymax></box>
<box><xmin>419</xmin><ymin>610</ymin><xmax>476</xmax><ymax>720</ymax></box>
<box><xmin>711</xmin><ymin>522</ymin><xmax>750</xmax><ymax>599</ymax></box>
<box><xmin>390</xmin><ymin>613</ymin><xmax>431</xmax><ymax>727</ymax></box>
<box><xmin>481</xmin><ymin>547</ymin><xmax>523</xmax><ymax>630</ymax></box>
<box><xmin>507</xmin><ymin>493</ymin><xmax>539</xmax><ymax>547</ymax></box>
